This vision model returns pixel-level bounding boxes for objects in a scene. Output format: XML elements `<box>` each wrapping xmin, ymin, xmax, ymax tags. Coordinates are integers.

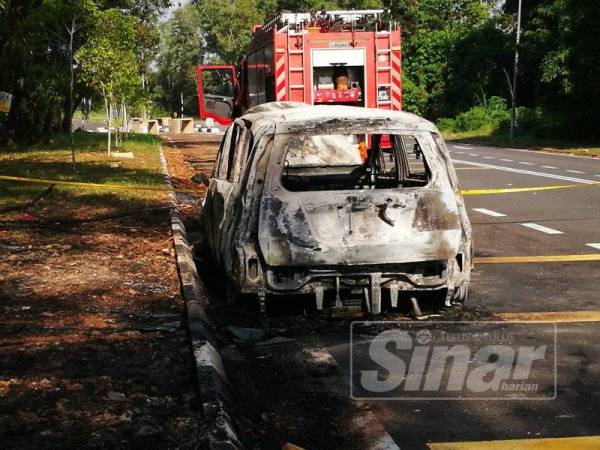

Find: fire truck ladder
<box><xmin>375</xmin><ymin>22</ymin><xmax>393</xmax><ymax>109</ymax></box>
<box><xmin>286</xmin><ymin>26</ymin><xmax>306</xmax><ymax>103</ymax></box>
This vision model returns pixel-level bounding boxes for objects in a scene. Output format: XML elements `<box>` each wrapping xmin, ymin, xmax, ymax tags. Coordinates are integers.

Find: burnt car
<box><xmin>200</xmin><ymin>103</ymin><xmax>472</xmax><ymax>314</ymax></box>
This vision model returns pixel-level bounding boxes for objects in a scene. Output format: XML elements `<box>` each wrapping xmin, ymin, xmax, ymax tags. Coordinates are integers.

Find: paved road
<box><xmin>175</xmin><ymin>136</ymin><xmax>600</xmax><ymax>449</ymax></box>
<box><xmin>450</xmin><ymin>143</ymin><xmax>600</xmax><ymax>315</ymax></box>
<box><xmin>339</xmin><ymin>142</ymin><xmax>600</xmax><ymax>448</ymax></box>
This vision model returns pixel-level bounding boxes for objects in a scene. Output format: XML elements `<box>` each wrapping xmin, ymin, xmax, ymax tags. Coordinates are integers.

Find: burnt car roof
<box><xmin>242</xmin><ymin>102</ymin><xmax>439</xmax><ymax>134</ymax></box>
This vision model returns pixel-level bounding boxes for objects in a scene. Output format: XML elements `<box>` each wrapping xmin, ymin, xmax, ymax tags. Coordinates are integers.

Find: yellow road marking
<box><xmin>1</xmin><ymin>174</ymin><xmax>599</xmax><ymax>197</ymax></box>
<box><xmin>428</xmin><ymin>436</ymin><xmax>600</xmax><ymax>449</ymax></box>
<box><xmin>461</xmin><ymin>182</ymin><xmax>600</xmax><ymax>196</ymax></box>
<box><xmin>475</xmin><ymin>254</ymin><xmax>600</xmax><ymax>264</ymax></box>
<box><xmin>0</xmin><ymin>174</ymin><xmax>198</xmax><ymax>193</ymax></box>
<box><xmin>496</xmin><ymin>311</ymin><xmax>600</xmax><ymax>323</ymax></box>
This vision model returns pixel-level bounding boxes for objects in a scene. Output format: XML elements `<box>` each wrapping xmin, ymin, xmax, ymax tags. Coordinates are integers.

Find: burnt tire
<box><xmin>452</xmin><ymin>282</ymin><xmax>469</xmax><ymax>306</ymax></box>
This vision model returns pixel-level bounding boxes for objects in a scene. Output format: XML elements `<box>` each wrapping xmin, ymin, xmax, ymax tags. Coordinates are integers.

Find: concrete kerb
<box><xmin>159</xmin><ymin>148</ymin><xmax>243</xmax><ymax>450</ymax></box>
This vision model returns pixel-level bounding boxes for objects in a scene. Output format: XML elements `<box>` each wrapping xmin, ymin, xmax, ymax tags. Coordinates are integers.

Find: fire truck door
<box><xmin>196</xmin><ymin>65</ymin><xmax>237</xmax><ymax>125</ymax></box>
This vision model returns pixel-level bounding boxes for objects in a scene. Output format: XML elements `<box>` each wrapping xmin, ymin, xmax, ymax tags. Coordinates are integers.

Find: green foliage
<box><xmin>77</xmin><ymin>9</ymin><xmax>140</xmax><ymax>106</ymax></box>
<box><xmin>504</xmin><ymin>0</ymin><xmax>600</xmax><ymax>139</ymax></box>
<box><xmin>195</xmin><ymin>0</ymin><xmax>265</xmax><ymax>64</ymax></box>
<box><xmin>76</xmin><ymin>8</ymin><xmax>142</xmax><ymax>152</ymax></box>
<box><xmin>437</xmin><ymin>96</ymin><xmax>510</xmax><ymax>133</ymax></box>
<box><xmin>398</xmin><ymin>0</ymin><xmax>502</xmax><ymax>118</ymax></box>
<box><xmin>0</xmin><ymin>0</ymin><xmax>100</xmax><ymax>142</ymax></box>
<box><xmin>401</xmin><ymin>74</ymin><xmax>428</xmax><ymax>116</ymax></box>
<box><xmin>0</xmin><ymin>0</ymin><xmax>165</xmax><ymax>144</ymax></box>
<box><xmin>153</xmin><ymin>4</ymin><xmax>204</xmax><ymax>115</ymax></box>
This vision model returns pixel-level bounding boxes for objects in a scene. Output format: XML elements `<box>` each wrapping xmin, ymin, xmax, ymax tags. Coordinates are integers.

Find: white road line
<box><xmin>500</xmin><ymin>158</ymin><xmax>513</xmax><ymax>162</ymax></box>
<box><xmin>541</xmin><ymin>165</ymin><xmax>558</xmax><ymax>169</ymax></box>
<box><xmin>483</xmin><ymin>156</ymin><xmax>496</xmax><ymax>159</ymax></box>
<box><xmin>478</xmin><ymin>144</ymin><xmax>599</xmax><ymax>160</ymax></box>
<box><xmin>468</xmin><ymin>153</ymin><xmax>479</xmax><ymax>157</ymax></box>
<box><xmin>452</xmin><ymin>151</ymin><xmax>465</xmax><ymax>155</ymax></box>
<box><xmin>521</xmin><ymin>223</ymin><xmax>563</xmax><ymax>235</ymax></box>
<box><xmin>452</xmin><ymin>159</ymin><xmax>599</xmax><ymax>184</ymax></box>
<box><xmin>453</xmin><ymin>145</ymin><xmax>472</xmax><ymax>150</ymax></box>
<box><xmin>519</xmin><ymin>161</ymin><xmax>535</xmax><ymax>165</ymax></box>
<box><xmin>566</xmin><ymin>169</ymin><xmax>585</xmax><ymax>174</ymax></box>
<box><xmin>587</xmin><ymin>243</ymin><xmax>600</xmax><ymax>251</ymax></box>
<box><xmin>473</xmin><ymin>208</ymin><xmax>506</xmax><ymax>217</ymax></box>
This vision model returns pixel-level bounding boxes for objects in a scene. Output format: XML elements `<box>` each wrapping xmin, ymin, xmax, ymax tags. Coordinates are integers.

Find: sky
<box><xmin>161</xmin><ymin>0</ymin><xmax>193</xmax><ymax>21</ymax></box>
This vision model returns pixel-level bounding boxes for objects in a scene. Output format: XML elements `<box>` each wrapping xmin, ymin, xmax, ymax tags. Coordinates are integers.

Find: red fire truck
<box><xmin>196</xmin><ymin>10</ymin><xmax>402</xmax><ymax>125</ymax></box>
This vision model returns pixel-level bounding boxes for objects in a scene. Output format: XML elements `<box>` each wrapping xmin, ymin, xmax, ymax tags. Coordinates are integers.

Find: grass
<box><xmin>441</xmin><ymin>128</ymin><xmax>600</xmax><ymax>157</ymax></box>
<box><xmin>0</xmin><ymin>132</ymin><xmax>166</xmax><ymax>220</ymax></box>
<box><xmin>75</xmin><ymin>109</ymin><xmax>108</xmax><ymax>122</ymax></box>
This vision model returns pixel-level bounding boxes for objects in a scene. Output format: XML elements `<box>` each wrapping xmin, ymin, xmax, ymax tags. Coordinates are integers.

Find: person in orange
<box><xmin>358</xmin><ymin>141</ymin><xmax>369</xmax><ymax>163</ymax></box>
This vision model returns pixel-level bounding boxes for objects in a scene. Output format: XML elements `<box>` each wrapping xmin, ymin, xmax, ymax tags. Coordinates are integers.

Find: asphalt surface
<box><xmin>343</xmin><ymin>143</ymin><xmax>600</xmax><ymax>448</ymax></box>
<box><xmin>177</xmin><ymin>136</ymin><xmax>600</xmax><ymax>449</ymax></box>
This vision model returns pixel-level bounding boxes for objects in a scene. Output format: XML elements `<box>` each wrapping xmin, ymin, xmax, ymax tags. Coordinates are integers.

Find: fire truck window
<box><xmin>256</xmin><ymin>47</ymin><xmax>267</xmax><ymax>105</ymax></box>
<box><xmin>264</xmin><ymin>45</ymin><xmax>274</xmax><ymax>101</ymax></box>
<box><xmin>202</xmin><ymin>69</ymin><xmax>233</xmax><ymax>97</ymax></box>
<box><xmin>248</xmin><ymin>52</ymin><xmax>258</xmax><ymax>108</ymax></box>
<box><xmin>201</xmin><ymin>68</ymin><xmax>234</xmax><ymax>120</ymax></box>
<box><xmin>281</xmin><ymin>133</ymin><xmax>430</xmax><ymax>191</ymax></box>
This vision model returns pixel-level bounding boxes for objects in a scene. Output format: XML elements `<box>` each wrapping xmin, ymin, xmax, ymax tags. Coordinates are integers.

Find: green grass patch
<box><xmin>75</xmin><ymin>109</ymin><xmax>108</xmax><ymax>122</ymax></box>
<box><xmin>0</xmin><ymin>132</ymin><xmax>167</xmax><ymax>220</ymax></box>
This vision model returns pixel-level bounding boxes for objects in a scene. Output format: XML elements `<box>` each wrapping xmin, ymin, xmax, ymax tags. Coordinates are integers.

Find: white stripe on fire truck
<box><xmin>391</xmin><ymin>51</ymin><xmax>402</xmax><ymax>110</ymax></box>
<box><xmin>275</xmin><ymin>53</ymin><xmax>286</xmax><ymax>101</ymax></box>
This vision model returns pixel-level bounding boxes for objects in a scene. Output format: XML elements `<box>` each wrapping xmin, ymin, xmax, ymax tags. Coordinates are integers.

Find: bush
<box><xmin>515</xmin><ymin>107</ymin><xmax>566</xmax><ymax>137</ymax></box>
<box><xmin>436</xmin><ymin>117</ymin><xmax>456</xmax><ymax>130</ymax></box>
<box><xmin>402</xmin><ymin>74</ymin><xmax>429</xmax><ymax>116</ymax></box>
<box><xmin>437</xmin><ymin>96</ymin><xmax>510</xmax><ymax>133</ymax></box>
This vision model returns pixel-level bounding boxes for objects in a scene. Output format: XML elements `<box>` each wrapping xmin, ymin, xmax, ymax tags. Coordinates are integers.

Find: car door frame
<box><xmin>206</xmin><ymin>122</ymin><xmax>243</xmax><ymax>267</ymax></box>
<box><xmin>217</xmin><ymin>121</ymin><xmax>255</xmax><ymax>269</ymax></box>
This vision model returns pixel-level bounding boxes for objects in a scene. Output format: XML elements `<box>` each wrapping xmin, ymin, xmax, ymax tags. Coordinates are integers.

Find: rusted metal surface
<box><xmin>202</xmin><ymin>103</ymin><xmax>472</xmax><ymax>314</ymax></box>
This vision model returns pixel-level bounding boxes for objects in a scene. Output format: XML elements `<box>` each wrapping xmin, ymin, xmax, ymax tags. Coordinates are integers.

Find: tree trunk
<box><xmin>68</xmin><ymin>20</ymin><xmax>76</xmax><ymax>167</ymax></box>
<box><xmin>42</xmin><ymin>106</ymin><xmax>55</xmax><ymax>143</ymax></box>
<box><xmin>103</xmin><ymin>91</ymin><xmax>111</xmax><ymax>156</ymax></box>
<box><xmin>141</xmin><ymin>72</ymin><xmax>146</xmax><ymax>119</ymax></box>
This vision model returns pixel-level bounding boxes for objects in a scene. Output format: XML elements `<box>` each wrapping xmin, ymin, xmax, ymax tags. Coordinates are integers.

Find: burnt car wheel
<box><xmin>452</xmin><ymin>282</ymin><xmax>469</xmax><ymax>306</ymax></box>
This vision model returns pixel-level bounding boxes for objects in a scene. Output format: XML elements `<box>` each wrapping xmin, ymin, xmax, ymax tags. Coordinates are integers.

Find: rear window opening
<box><xmin>281</xmin><ymin>133</ymin><xmax>430</xmax><ymax>191</ymax></box>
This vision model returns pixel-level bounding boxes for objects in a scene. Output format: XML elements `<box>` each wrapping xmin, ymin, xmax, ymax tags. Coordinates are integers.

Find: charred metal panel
<box><xmin>204</xmin><ymin>103</ymin><xmax>473</xmax><ymax>309</ymax></box>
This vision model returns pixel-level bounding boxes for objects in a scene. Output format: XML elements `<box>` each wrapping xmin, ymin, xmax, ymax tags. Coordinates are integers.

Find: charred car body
<box><xmin>201</xmin><ymin>103</ymin><xmax>472</xmax><ymax>314</ymax></box>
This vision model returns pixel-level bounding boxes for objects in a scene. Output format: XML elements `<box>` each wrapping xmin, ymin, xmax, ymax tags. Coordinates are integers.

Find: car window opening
<box><xmin>281</xmin><ymin>133</ymin><xmax>430</xmax><ymax>191</ymax></box>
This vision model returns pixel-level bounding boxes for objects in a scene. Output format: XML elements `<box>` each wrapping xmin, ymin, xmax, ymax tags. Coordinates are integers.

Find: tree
<box><xmin>77</xmin><ymin>8</ymin><xmax>141</xmax><ymax>154</ymax></box>
<box><xmin>41</xmin><ymin>0</ymin><xmax>98</xmax><ymax>164</ymax></box>
<box><xmin>504</xmin><ymin>0</ymin><xmax>600</xmax><ymax>138</ymax></box>
<box><xmin>194</xmin><ymin>0</ymin><xmax>265</xmax><ymax>63</ymax></box>
<box><xmin>0</xmin><ymin>0</ymin><xmax>170</xmax><ymax>145</ymax></box>
<box><xmin>393</xmin><ymin>0</ymin><xmax>500</xmax><ymax>118</ymax></box>
<box><xmin>135</xmin><ymin>21</ymin><xmax>160</xmax><ymax>118</ymax></box>
<box><xmin>154</xmin><ymin>4</ymin><xmax>204</xmax><ymax>116</ymax></box>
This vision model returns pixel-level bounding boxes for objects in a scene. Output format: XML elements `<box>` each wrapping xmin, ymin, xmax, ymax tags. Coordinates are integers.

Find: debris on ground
<box><xmin>0</xmin><ymin>197</ymin><xmax>208</xmax><ymax>449</ymax></box>
<box><xmin>227</xmin><ymin>326</ymin><xmax>266</xmax><ymax>342</ymax></box>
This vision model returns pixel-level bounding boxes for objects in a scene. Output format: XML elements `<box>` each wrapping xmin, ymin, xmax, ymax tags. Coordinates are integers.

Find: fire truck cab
<box><xmin>196</xmin><ymin>10</ymin><xmax>402</xmax><ymax>125</ymax></box>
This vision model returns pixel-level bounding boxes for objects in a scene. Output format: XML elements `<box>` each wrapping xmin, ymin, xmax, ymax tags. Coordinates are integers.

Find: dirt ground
<box><xmin>0</xmin><ymin>140</ymin><xmax>209</xmax><ymax>448</ymax></box>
